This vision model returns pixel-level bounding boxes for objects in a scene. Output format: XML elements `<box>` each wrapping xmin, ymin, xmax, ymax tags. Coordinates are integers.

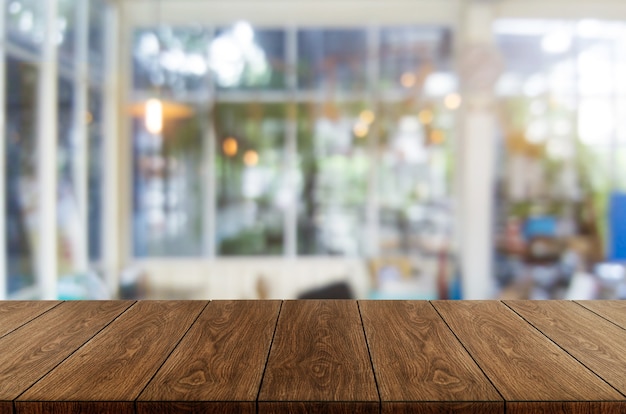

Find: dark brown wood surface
<box><xmin>359</xmin><ymin>301</ymin><xmax>502</xmax><ymax>414</ymax></box>
<box><xmin>506</xmin><ymin>300</ymin><xmax>626</xmax><ymax>396</ymax></box>
<box><xmin>138</xmin><ymin>300</ymin><xmax>281</xmax><ymax>414</ymax></box>
<box><xmin>16</xmin><ymin>301</ymin><xmax>207</xmax><ymax>414</ymax></box>
<box><xmin>0</xmin><ymin>301</ymin><xmax>132</xmax><ymax>401</ymax></box>
<box><xmin>258</xmin><ymin>300</ymin><xmax>378</xmax><ymax>414</ymax></box>
<box><xmin>1</xmin><ymin>300</ymin><xmax>626</xmax><ymax>414</ymax></box>
<box><xmin>0</xmin><ymin>301</ymin><xmax>60</xmax><ymax>339</ymax></box>
<box><xmin>576</xmin><ymin>300</ymin><xmax>626</xmax><ymax>329</ymax></box>
<box><xmin>432</xmin><ymin>300</ymin><xmax>624</xmax><ymax>412</ymax></box>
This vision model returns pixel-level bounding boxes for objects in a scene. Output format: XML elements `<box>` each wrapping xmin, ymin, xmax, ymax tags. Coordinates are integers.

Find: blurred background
<box><xmin>2</xmin><ymin>0</ymin><xmax>626</xmax><ymax>300</ymax></box>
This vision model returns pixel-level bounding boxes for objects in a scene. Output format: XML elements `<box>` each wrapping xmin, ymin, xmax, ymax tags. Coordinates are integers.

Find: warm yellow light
<box><xmin>223</xmin><ymin>137</ymin><xmax>238</xmax><ymax>157</ymax></box>
<box><xmin>444</xmin><ymin>93</ymin><xmax>462</xmax><ymax>110</ymax></box>
<box><xmin>430</xmin><ymin>129</ymin><xmax>445</xmax><ymax>145</ymax></box>
<box><xmin>130</xmin><ymin>101</ymin><xmax>194</xmax><ymax>119</ymax></box>
<box><xmin>400</xmin><ymin>72</ymin><xmax>416</xmax><ymax>88</ymax></box>
<box><xmin>359</xmin><ymin>109</ymin><xmax>375</xmax><ymax>125</ymax></box>
<box><xmin>145</xmin><ymin>98</ymin><xmax>163</xmax><ymax>134</ymax></box>
<box><xmin>353</xmin><ymin>122</ymin><xmax>369</xmax><ymax>138</ymax></box>
<box><xmin>85</xmin><ymin>111</ymin><xmax>93</xmax><ymax>124</ymax></box>
<box><xmin>418</xmin><ymin>109</ymin><xmax>434</xmax><ymax>125</ymax></box>
<box><xmin>244</xmin><ymin>150</ymin><xmax>259</xmax><ymax>166</ymax></box>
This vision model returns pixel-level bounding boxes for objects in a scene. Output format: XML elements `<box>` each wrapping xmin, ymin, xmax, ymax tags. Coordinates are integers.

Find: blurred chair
<box><xmin>297</xmin><ymin>281</ymin><xmax>354</xmax><ymax>299</ymax></box>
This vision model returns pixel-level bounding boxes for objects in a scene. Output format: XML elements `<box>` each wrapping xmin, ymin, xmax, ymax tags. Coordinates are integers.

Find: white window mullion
<box><xmin>365</xmin><ymin>26</ymin><xmax>380</xmax><ymax>257</ymax></box>
<box><xmin>203</xmin><ymin>28</ymin><xmax>216</xmax><ymax>258</ymax></box>
<box><xmin>72</xmin><ymin>0</ymin><xmax>90</xmax><ymax>273</ymax></box>
<box><xmin>102</xmin><ymin>2</ymin><xmax>121</xmax><ymax>297</ymax></box>
<box><xmin>0</xmin><ymin>0</ymin><xmax>7</xmax><ymax>299</ymax></box>
<box><xmin>203</xmin><ymin>115</ymin><xmax>217</xmax><ymax>258</ymax></box>
<box><xmin>285</xmin><ymin>26</ymin><xmax>298</xmax><ymax>258</ymax></box>
<box><xmin>37</xmin><ymin>0</ymin><xmax>59</xmax><ymax>299</ymax></box>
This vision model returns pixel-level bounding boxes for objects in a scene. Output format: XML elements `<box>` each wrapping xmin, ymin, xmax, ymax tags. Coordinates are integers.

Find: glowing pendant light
<box><xmin>145</xmin><ymin>0</ymin><xmax>164</xmax><ymax>135</ymax></box>
<box><xmin>145</xmin><ymin>98</ymin><xmax>163</xmax><ymax>134</ymax></box>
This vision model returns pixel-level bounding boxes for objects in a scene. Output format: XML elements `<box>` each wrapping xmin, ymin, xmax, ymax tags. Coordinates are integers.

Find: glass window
<box><xmin>297</xmin><ymin>101</ymin><xmax>369</xmax><ymax>255</ymax></box>
<box><xmin>5</xmin><ymin>57</ymin><xmax>38</xmax><ymax>294</ymax></box>
<box><xmin>377</xmin><ymin>99</ymin><xmax>454</xmax><ymax>256</ymax></box>
<box><xmin>130</xmin><ymin>25</ymin><xmax>457</xmax><ymax>260</ymax></box>
<box><xmin>133</xmin><ymin>27</ymin><xmax>210</xmax><ymax>99</ymax></box>
<box><xmin>88</xmin><ymin>89</ymin><xmax>103</xmax><ymax>261</ymax></box>
<box><xmin>215</xmin><ymin>103</ymin><xmax>286</xmax><ymax>255</ymax></box>
<box><xmin>379</xmin><ymin>27</ymin><xmax>453</xmax><ymax>91</ymax></box>
<box><xmin>57</xmin><ymin>0</ymin><xmax>77</xmax><ymax>69</ymax></box>
<box><xmin>212</xmin><ymin>25</ymin><xmax>286</xmax><ymax>90</ymax></box>
<box><xmin>297</xmin><ymin>29</ymin><xmax>367</xmax><ymax>91</ymax></box>
<box><xmin>132</xmin><ymin>109</ymin><xmax>205</xmax><ymax>257</ymax></box>
<box><xmin>57</xmin><ymin>76</ymin><xmax>76</xmax><ymax>277</ymax></box>
<box><xmin>5</xmin><ymin>0</ymin><xmax>46</xmax><ymax>54</ymax></box>
<box><xmin>88</xmin><ymin>0</ymin><xmax>107</xmax><ymax>73</ymax></box>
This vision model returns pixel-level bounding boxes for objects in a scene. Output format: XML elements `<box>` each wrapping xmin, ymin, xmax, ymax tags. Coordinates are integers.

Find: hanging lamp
<box><xmin>145</xmin><ymin>98</ymin><xmax>163</xmax><ymax>134</ymax></box>
<box><xmin>130</xmin><ymin>0</ymin><xmax>194</xmax><ymax>133</ymax></box>
<box><xmin>144</xmin><ymin>0</ymin><xmax>164</xmax><ymax>135</ymax></box>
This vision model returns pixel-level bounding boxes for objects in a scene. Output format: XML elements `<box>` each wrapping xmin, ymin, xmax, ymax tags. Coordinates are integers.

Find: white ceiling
<box><xmin>120</xmin><ymin>0</ymin><xmax>461</xmax><ymax>27</ymax></box>
<box><xmin>119</xmin><ymin>0</ymin><xmax>626</xmax><ymax>28</ymax></box>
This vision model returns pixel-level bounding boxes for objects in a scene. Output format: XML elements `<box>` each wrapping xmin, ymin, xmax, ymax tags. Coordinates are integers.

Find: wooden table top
<box><xmin>1</xmin><ymin>300</ymin><xmax>626</xmax><ymax>414</ymax></box>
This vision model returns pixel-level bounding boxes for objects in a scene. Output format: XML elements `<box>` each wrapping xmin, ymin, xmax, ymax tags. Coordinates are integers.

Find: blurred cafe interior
<box><xmin>3</xmin><ymin>0</ymin><xmax>626</xmax><ymax>301</ymax></box>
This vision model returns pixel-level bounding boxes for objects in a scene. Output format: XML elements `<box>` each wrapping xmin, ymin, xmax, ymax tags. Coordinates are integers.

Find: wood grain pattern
<box><xmin>507</xmin><ymin>401</ymin><xmax>626</xmax><ymax>414</ymax></box>
<box><xmin>16</xmin><ymin>301</ymin><xmax>207</xmax><ymax>414</ymax></box>
<box><xmin>576</xmin><ymin>300</ymin><xmax>626</xmax><ymax>330</ymax></box>
<box><xmin>15</xmin><ymin>402</ymin><xmax>132</xmax><ymax>414</ymax></box>
<box><xmin>432</xmin><ymin>301</ymin><xmax>623</xmax><ymax>404</ymax></box>
<box><xmin>137</xmin><ymin>300</ymin><xmax>281</xmax><ymax>414</ymax></box>
<box><xmin>359</xmin><ymin>300</ymin><xmax>502</xmax><ymax>413</ymax></box>
<box><xmin>0</xmin><ymin>301</ymin><xmax>132</xmax><ymax>404</ymax></box>
<box><xmin>0</xmin><ymin>301</ymin><xmax>60</xmax><ymax>339</ymax></box>
<box><xmin>507</xmin><ymin>300</ymin><xmax>626</xmax><ymax>396</ymax></box>
<box><xmin>138</xmin><ymin>401</ymin><xmax>253</xmax><ymax>414</ymax></box>
<box><xmin>258</xmin><ymin>300</ymin><xmax>378</xmax><ymax>414</ymax></box>
<box><xmin>384</xmin><ymin>402</ymin><xmax>502</xmax><ymax>414</ymax></box>
<box><xmin>260</xmin><ymin>402</ymin><xmax>376</xmax><ymax>414</ymax></box>
<box><xmin>2</xmin><ymin>300</ymin><xmax>626</xmax><ymax>414</ymax></box>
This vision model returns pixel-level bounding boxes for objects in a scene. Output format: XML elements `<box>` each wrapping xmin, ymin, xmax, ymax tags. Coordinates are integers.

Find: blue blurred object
<box><xmin>524</xmin><ymin>216</ymin><xmax>556</xmax><ymax>240</ymax></box>
<box><xmin>58</xmin><ymin>271</ymin><xmax>110</xmax><ymax>300</ymax></box>
<box><xmin>448</xmin><ymin>274</ymin><xmax>463</xmax><ymax>300</ymax></box>
<box><xmin>609</xmin><ymin>192</ymin><xmax>626</xmax><ymax>261</ymax></box>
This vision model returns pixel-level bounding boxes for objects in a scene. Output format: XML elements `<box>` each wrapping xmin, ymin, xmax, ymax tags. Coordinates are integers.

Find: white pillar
<box><xmin>284</xmin><ymin>114</ymin><xmax>298</xmax><ymax>258</ymax></box>
<box><xmin>103</xmin><ymin>3</ymin><xmax>121</xmax><ymax>297</ymax></box>
<box><xmin>0</xmin><ymin>0</ymin><xmax>6</xmax><ymax>299</ymax></box>
<box><xmin>72</xmin><ymin>0</ymin><xmax>90</xmax><ymax>273</ymax></box>
<box><xmin>365</xmin><ymin>26</ymin><xmax>380</xmax><ymax>257</ymax></box>
<box><xmin>37</xmin><ymin>0</ymin><xmax>59</xmax><ymax>299</ymax></box>
<box><xmin>457</xmin><ymin>1</ymin><xmax>501</xmax><ymax>299</ymax></box>
<box><xmin>284</xmin><ymin>26</ymin><xmax>298</xmax><ymax>258</ymax></box>
<box><xmin>202</xmin><ymin>30</ymin><xmax>217</xmax><ymax>259</ymax></box>
<box><xmin>203</xmin><ymin>106</ymin><xmax>217</xmax><ymax>258</ymax></box>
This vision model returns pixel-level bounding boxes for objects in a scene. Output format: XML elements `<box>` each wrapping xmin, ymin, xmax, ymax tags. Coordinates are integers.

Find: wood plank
<box><xmin>506</xmin><ymin>300</ymin><xmax>626</xmax><ymax>396</ymax></box>
<box><xmin>137</xmin><ymin>300</ymin><xmax>281</xmax><ymax>414</ymax></box>
<box><xmin>137</xmin><ymin>401</ymin><xmax>248</xmax><ymax>414</ymax></box>
<box><xmin>359</xmin><ymin>301</ymin><xmax>502</xmax><ymax>414</ymax></box>
<box><xmin>0</xmin><ymin>301</ymin><xmax>132</xmax><ymax>414</ymax></box>
<box><xmin>384</xmin><ymin>402</ymin><xmax>505</xmax><ymax>414</ymax></box>
<box><xmin>258</xmin><ymin>300</ymin><xmax>378</xmax><ymax>414</ymax></box>
<box><xmin>260</xmin><ymin>402</ymin><xmax>375</xmax><ymax>414</ymax></box>
<box><xmin>576</xmin><ymin>300</ymin><xmax>626</xmax><ymax>330</ymax></box>
<box><xmin>14</xmin><ymin>402</ymin><xmax>131</xmax><ymax>414</ymax></box>
<box><xmin>432</xmin><ymin>301</ymin><xmax>623</xmax><ymax>412</ymax></box>
<box><xmin>507</xmin><ymin>402</ymin><xmax>626</xmax><ymax>414</ymax></box>
<box><xmin>0</xmin><ymin>301</ymin><xmax>60</xmax><ymax>339</ymax></box>
<box><xmin>16</xmin><ymin>301</ymin><xmax>207</xmax><ymax>414</ymax></box>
